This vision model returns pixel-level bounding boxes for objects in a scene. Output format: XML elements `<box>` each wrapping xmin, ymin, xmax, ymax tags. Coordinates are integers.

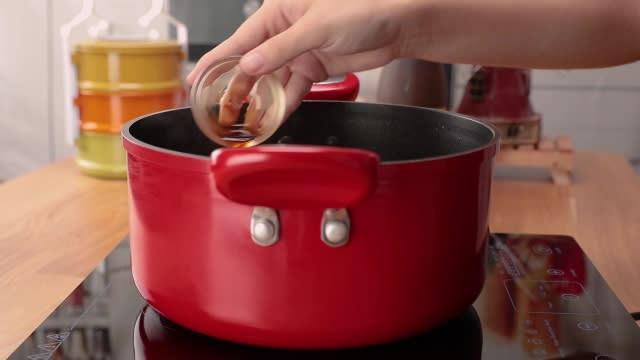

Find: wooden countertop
<box><xmin>0</xmin><ymin>152</ymin><xmax>639</xmax><ymax>358</ymax></box>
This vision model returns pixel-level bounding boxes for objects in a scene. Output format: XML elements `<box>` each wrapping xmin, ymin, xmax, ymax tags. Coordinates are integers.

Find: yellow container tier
<box><xmin>75</xmin><ymin>131</ymin><xmax>127</xmax><ymax>179</ymax></box>
<box><xmin>72</xmin><ymin>40</ymin><xmax>185</xmax><ymax>92</ymax></box>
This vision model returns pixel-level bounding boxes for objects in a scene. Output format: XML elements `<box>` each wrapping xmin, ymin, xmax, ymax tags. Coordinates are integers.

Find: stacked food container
<box><xmin>61</xmin><ymin>0</ymin><xmax>187</xmax><ymax>179</ymax></box>
<box><xmin>71</xmin><ymin>40</ymin><xmax>185</xmax><ymax>178</ymax></box>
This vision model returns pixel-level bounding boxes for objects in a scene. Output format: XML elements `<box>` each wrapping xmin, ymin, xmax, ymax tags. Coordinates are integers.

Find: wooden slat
<box><xmin>496</xmin><ymin>136</ymin><xmax>575</xmax><ymax>184</ymax></box>
<box><xmin>538</xmin><ymin>137</ymin><xmax>555</xmax><ymax>151</ymax></box>
<box><xmin>556</xmin><ymin>136</ymin><xmax>574</xmax><ymax>152</ymax></box>
<box><xmin>496</xmin><ymin>149</ymin><xmax>573</xmax><ymax>170</ymax></box>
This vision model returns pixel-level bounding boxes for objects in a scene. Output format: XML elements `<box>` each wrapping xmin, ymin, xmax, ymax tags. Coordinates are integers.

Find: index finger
<box><xmin>186</xmin><ymin>7</ymin><xmax>270</xmax><ymax>85</ymax></box>
<box><xmin>218</xmin><ymin>70</ymin><xmax>258</xmax><ymax>127</ymax></box>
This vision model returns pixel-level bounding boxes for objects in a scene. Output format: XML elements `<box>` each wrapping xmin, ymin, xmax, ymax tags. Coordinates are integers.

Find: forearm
<box><xmin>400</xmin><ymin>0</ymin><xmax>640</xmax><ymax>69</ymax></box>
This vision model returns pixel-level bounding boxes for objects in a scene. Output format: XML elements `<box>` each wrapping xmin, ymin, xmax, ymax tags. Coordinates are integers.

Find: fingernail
<box><xmin>240</xmin><ymin>52</ymin><xmax>265</xmax><ymax>74</ymax></box>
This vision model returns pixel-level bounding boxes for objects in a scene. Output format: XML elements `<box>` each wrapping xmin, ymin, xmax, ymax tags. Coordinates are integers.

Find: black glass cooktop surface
<box><xmin>9</xmin><ymin>233</ymin><xmax>640</xmax><ymax>359</ymax></box>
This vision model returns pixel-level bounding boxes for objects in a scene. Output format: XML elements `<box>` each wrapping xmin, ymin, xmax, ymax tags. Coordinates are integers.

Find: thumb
<box><xmin>239</xmin><ymin>16</ymin><xmax>325</xmax><ymax>75</ymax></box>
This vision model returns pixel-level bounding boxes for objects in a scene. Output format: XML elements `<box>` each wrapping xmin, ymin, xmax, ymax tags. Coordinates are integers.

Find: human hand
<box><xmin>190</xmin><ymin>61</ymin><xmax>283</xmax><ymax>147</ymax></box>
<box><xmin>187</xmin><ymin>0</ymin><xmax>419</xmax><ymax>117</ymax></box>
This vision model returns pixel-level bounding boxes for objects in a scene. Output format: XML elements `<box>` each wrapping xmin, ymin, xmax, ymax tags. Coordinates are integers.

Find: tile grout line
<box><xmin>452</xmin><ymin>83</ymin><xmax>640</xmax><ymax>92</ymax></box>
<box><xmin>46</xmin><ymin>0</ymin><xmax>56</xmax><ymax>162</ymax></box>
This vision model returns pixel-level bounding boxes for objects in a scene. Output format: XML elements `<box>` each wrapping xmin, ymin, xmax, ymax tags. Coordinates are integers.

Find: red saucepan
<box><xmin>121</xmin><ymin>101</ymin><xmax>499</xmax><ymax>349</ymax></box>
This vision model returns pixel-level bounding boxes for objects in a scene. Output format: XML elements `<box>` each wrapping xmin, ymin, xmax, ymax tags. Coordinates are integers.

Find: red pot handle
<box><xmin>304</xmin><ymin>73</ymin><xmax>360</xmax><ymax>101</ymax></box>
<box><xmin>210</xmin><ymin>145</ymin><xmax>379</xmax><ymax>209</ymax></box>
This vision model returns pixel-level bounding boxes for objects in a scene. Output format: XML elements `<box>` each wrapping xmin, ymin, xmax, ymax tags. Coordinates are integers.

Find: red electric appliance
<box><xmin>457</xmin><ymin>66</ymin><xmax>542</xmax><ymax>146</ymax></box>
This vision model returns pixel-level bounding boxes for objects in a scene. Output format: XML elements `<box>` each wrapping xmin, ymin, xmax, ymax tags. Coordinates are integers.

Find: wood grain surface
<box><xmin>0</xmin><ymin>152</ymin><xmax>638</xmax><ymax>358</ymax></box>
<box><xmin>0</xmin><ymin>160</ymin><xmax>129</xmax><ymax>359</ymax></box>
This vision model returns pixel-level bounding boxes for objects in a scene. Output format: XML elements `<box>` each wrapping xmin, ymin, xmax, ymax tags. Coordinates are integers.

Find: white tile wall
<box><xmin>0</xmin><ymin>0</ymin><xmax>169</xmax><ymax>181</ymax></box>
<box><xmin>532</xmin><ymin>63</ymin><xmax>640</xmax><ymax>88</ymax></box>
<box><xmin>2</xmin><ymin>1</ymin><xmax>250</xmax><ymax>182</ymax></box>
<box><xmin>0</xmin><ymin>1</ymin><xmax>51</xmax><ymax>181</ymax></box>
<box><xmin>452</xmin><ymin>64</ymin><xmax>640</xmax><ymax>160</ymax></box>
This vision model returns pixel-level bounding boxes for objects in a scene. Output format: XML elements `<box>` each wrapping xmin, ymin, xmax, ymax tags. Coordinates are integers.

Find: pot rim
<box><xmin>121</xmin><ymin>102</ymin><xmax>500</xmax><ymax>167</ymax></box>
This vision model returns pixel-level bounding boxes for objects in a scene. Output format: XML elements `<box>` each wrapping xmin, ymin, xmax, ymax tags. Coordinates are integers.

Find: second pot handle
<box><xmin>211</xmin><ymin>145</ymin><xmax>379</xmax><ymax>209</ymax></box>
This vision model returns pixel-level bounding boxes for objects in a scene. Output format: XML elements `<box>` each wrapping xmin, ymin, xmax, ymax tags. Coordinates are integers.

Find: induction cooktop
<box><xmin>9</xmin><ymin>233</ymin><xmax>640</xmax><ymax>359</ymax></box>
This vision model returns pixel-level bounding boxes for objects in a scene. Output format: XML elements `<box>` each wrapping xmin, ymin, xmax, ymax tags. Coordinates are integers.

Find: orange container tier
<box><xmin>71</xmin><ymin>39</ymin><xmax>185</xmax><ymax>92</ymax></box>
<box><xmin>75</xmin><ymin>87</ymin><xmax>186</xmax><ymax>133</ymax></box>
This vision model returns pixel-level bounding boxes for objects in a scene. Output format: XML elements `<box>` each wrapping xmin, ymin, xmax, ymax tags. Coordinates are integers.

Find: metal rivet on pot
<box><xmin>321</xmin><ymin>208</ymin><xmax>350</xmax><ymax>247</ymax></box>
<box><xmin>323</xmin><ymin>220</ymin><xmax>348</xmax><ymax>245</ymax></box>
<box><xmin>251</xmin><ymin>207</ymin><xmax>279</xmax><ymax>246</ymax></box>
<box><xmin>253</xmin><ymin>220</ymin><xmax>275</xmax><ymax>243</ymax></box>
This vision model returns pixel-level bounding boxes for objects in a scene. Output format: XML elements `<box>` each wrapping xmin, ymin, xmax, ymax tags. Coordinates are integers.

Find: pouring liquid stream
<box><xmin>206</xmin><ymin>103</ymin><xmax>259</xmax><ymax>148</ymax></box>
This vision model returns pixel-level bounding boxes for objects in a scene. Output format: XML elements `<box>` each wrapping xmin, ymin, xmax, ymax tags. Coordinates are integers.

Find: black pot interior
<box><xmin>125</xmin><ymin>101</ymin><xmax>496</xmax><ymax>162</ymax></box>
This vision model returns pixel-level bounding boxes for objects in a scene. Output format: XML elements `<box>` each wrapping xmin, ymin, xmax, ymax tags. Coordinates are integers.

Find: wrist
<box><xmin>391</xmin><ymin>0</ymin><xmax>438</xmax><ymax>60</ymax></box>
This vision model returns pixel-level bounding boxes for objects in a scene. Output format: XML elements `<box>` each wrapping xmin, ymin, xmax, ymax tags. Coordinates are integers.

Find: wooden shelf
<box><xmin>496</xmin><ymin>136</ymin><xmax>574</xmax><ymax>185</ymax></box>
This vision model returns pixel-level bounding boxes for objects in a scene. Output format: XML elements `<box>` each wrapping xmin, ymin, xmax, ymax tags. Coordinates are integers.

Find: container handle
<box><xmin>210</xmin><ymin>145</ymin><xmax>379</xmax><ymax>209</ymax></box>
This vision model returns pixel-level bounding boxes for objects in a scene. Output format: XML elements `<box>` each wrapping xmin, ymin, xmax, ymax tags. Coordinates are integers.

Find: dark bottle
<box><xmin>376</xmin><ymin>59</ymin><xmax>449</xmax><ymax>109</ymax></box>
